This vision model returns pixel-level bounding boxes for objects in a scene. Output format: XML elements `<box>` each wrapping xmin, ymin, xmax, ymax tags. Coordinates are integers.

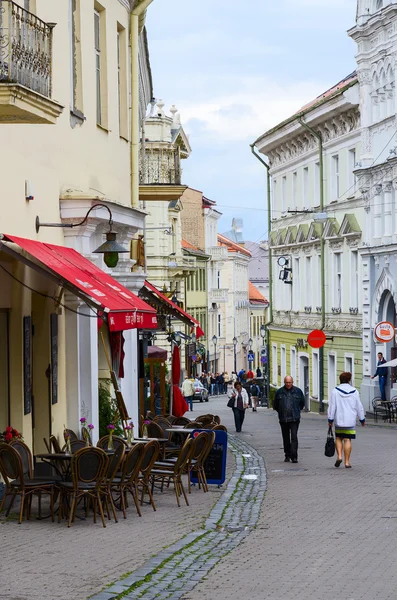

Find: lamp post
<box><xmin>260</xmin><ymin>324</ymin><xmax>269</xmax><ymax>405</ymax></box>
<box><xmin>232</xmin><ymin>336</ymin><xmax>237</xmax><ymax>373</ymax></box>
<box><xmin>212</xmin><ymin>334</ymin><xmax>217</xmax><ymax>373</ymax></box>
<box><xmin>191</xmin><ymin>332</ymin><xmax>196</xmax><ymax>377</ymax></box>
<box><xmin>35</xmin><ymin>204</ymin><xmax>129</xmax><ymax>268</ymax></box>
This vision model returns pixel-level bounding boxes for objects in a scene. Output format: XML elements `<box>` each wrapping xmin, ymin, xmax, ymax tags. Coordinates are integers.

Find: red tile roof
<box><xmin>297</xmin><ymin>71</ymin><xmax>358</xmax><ymax>114</ymax></box>
<box><xmin>217</xmin><ymin>234</ymin><xmax>252</xmax><ymax>257</ymax></box>
<box><xmin>249</xmin><ymin>281</ymin><xmax>268</xmax><ymax>304</ymax></box>
<box><xmin>182</xmin><ymin>239</ymin><xmax>198</xmax><ymax>250</ymax></box>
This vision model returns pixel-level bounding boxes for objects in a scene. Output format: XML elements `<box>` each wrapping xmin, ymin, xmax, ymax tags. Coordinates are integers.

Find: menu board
<box><xmin>190</xmin><ymin>429</ymin><xmax>227</xmax><ymax>486</ymax></box>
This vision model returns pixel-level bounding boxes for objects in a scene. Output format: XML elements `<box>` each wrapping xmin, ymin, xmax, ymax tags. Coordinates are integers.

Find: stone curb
<box><xmin>88</xmin><ymin>435</ymin><xmax>267</xmax><ymax>600</ymax></box>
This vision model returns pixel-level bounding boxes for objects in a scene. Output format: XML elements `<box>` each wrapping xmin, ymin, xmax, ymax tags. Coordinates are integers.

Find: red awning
<box><xmin>1</xmin><ymin>234</ymin><xmax>157</xmax><ymax>332</ymax></box>
<box><xmin>142</xmin><ymin>280</ymin><xmax>204</xmax><ymax>338</ymax></box>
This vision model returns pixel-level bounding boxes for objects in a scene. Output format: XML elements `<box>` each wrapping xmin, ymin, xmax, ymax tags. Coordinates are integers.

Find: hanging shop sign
<box><xmin>307</xmin><ymin>330</ymin><xmax>326</xmax><ymax>349</ymax></box>
<box><xmin>374</xmin><ymin>321</ymin><xmax>395</xmax><ymax>343</ymax></box>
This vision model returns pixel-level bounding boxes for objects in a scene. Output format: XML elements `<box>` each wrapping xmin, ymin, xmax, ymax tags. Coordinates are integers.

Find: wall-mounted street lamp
<box><xmin>260</xmin><ymin>324</ymin><xmax>266</xmax><ymax>343</ymax></box>
<box><xmin>35</xmin><ymin>204</ymin><xmax>129</xmax><ymax>268</ymax></box>
<box><xmin>232</xmin><ymin>336</ymin><xmax>237</xmax><ymax>373</ymax></box>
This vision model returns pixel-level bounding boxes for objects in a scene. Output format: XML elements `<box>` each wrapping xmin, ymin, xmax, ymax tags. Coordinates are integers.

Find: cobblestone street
<box><xmin>2</xmin><ymin>397</ymin><xmax>397</xmax><ymax>599</ymax></box>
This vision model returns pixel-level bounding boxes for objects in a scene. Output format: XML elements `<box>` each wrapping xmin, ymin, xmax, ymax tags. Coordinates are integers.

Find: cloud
<box><xmin>177</xmin><ymin>76</ymin><xmax>330</xmax><ymax>142</ymax></box>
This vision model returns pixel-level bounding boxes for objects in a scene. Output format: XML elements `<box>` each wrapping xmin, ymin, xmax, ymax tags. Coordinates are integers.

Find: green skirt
<box><xmin>335</xmin><ymin>427</ymin><xmax>356</xmax><ymax>440</ymax></box>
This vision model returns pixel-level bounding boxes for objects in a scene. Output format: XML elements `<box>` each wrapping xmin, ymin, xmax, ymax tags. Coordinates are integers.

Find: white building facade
<box><xmin>350</xmin><ymin>0</ymin><xmax>397</xmax><ymax>407</ymax></box>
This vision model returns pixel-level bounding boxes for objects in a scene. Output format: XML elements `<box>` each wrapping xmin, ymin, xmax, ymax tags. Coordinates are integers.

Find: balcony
<box><xmin>210</xmin><ymin>288</ymin><xmax>228</xmax><ymax>303</ymax></box>
<box><xmin>0</xmin><ymin>0</ymin><xmax>63</xmax><ymax>123</ymax></box>
<box><xmin>206</xmin><ymin>246</ymin><xmax>228</xmax><ymax>262</ymax></box>
<box><xmin>139</xmin><ymin>148</ymin><xmax>187</xmax><ymax>202</ymax></box>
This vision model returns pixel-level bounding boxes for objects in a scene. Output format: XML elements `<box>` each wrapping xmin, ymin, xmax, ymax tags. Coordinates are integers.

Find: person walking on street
<box><xmin>228</xmin><ymin>381</ymin><xmax>249</xmax><ymax>432</ymax></box>
<box><xmin>247</xmin><ymin>368</ymin><xmax>254</xmax><ymax>379</ymax></box>
<box><xmin>328</xmin><ymin>371</ymin><xmax>365</xmax><ymax>468</ymax></box>
<box><xmin>256</xmin><ymin>367</ymin><xmax>262</xmax><ymax>377</ymax></box>
<box><xmin>273</xmin><ymin>375</ymin><xmax>305</xmax><ymax>463</ymax></box>
<box><xmin>250</xmin><ymin>382</ymin><xmax>260</xmax><ymax>412</ymax></box>
<box><xmin>371</xmin><ymin>352</ymin><xmax>388</xmax><ymax>401</ymax></box>
<box><xmin>182</xmin><ymin>376</ymin><xmax>195</xmax><ymax>412</ymax></box>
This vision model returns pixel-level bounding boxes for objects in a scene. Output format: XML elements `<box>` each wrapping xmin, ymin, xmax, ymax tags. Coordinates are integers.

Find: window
<box><xmin>349</xmin><ymin>148</ymin><xmax>357</xmax><ymax>191</ymax></box>
<box><xmin>292</xmin><ymin>172</ymin><xmax>297</xmax><ymax>207</ymax></box>
<box><xmin>314</xmin><ymin>162</ymin><xmax>320</xmax><ymax>206</ymax></box>
<box><xmin>69</xmin><ymin>0</ymin><xmax>83</xmax><ymax>116</ymax></box>
<box><xmin>195</xmin><ymin>270</ymin><xmax>199</xmax><ymax>290</ymax></box>
<box><xmin>305</xmin><ymin>256</ymin><xmax>312</xmax><ymax>306</ymax></box>
<box><xmin>334</xmin><ymin>253</ymin><xmax>342</xmax><ymax>309</ymax></box>
<box><xmin>94</xmin><ymin>10</ymin><xmax>102</xmax><ymax>125</ymax></box>
<box><xmin>376</xmin><ymin>0</ymin><xmax>383</xmax><ymax>9</ymax></box>
<box><xmin>303</xmin><ymin>167</ymin><xmax>309</xmax><ymax>208</ymax></box>
<box><xmin>94</xmin><ymin>4</ymin><xmax>108</xmax><ymax>128</ymax></box>
<box><xmin>217</xmin><ymin>314</ymin><xmax>221</xmax><ymax>337</ymax></box>
<box><xmin>328</xmin><ymin>353</ymin><xmax>337</xmax><ymax>401</ymax></box>
<box><xmin>272</xmin><ymin>180</ymin><xmax>277</xmax><ymax>211</ymax></box>
<box><xmin>345</xmin><ymin>355</ymin><xmax>354</xmax><ymax>385</ymax></box>
<box><xmin>292</xmin><ymin>257</ymin><xmax>300</xmax><ymax>310</ymax></box>
<box><xmin>217</xmin><ymin>270</ymin><xmax>221</xmax><ymax>288</ymax></box>
<box><xmin>281</xmin><ymin>345</ymin><xmax>286</xmax><ymax>381</ymax></box>
<box><xmin>272</xmin><ymin>344</ymin><xmax>278</xmax><ymax>385</ymax></box>
<box><xmin>117</xmin><ymin>24</ymin><xmax>127</xmax><ymax>138</ymax></box>
<box><xmin>350</xmin><ymin>250</ymin><xmax>358</xmax><ymax>308</ymax></box>
<box><xmin>282</xmin><ymin>176</ymin><xmax>287</xmax><ymax>212</ymax></box>
<box><xmin>332</xmin><ymin>155</ymin><xmax>340</xmax><ymax>199</ymax></box>
<box><xmin>186</xmin><ymin>275</ymin><xmax>190</xmax><ymax>292</ymax></box>
<box><xmin>312</xmin><ymin>350</ymin><xmax>319</xmax><ymax>397</ymax></box>
<box><xmin>290</xmin><ymin>347</ymin><xmax>297</xmax><ymax>381</ymax></box>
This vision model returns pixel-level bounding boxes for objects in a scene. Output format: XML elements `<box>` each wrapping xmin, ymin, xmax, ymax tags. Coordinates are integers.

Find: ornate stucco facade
<box><xmin>0</xmin><ymin>0</ymin><xmax>154</xmax><ymax>448</ymax></box>
<box><xmin>255</xmin><ymin>75</ymin><xmax>363</xmax><ymax>409</ymax></box>
<box><xmin>350</xmin><ymin>0</ymin><xmax>397</xmax><ymax>407</ymax></box>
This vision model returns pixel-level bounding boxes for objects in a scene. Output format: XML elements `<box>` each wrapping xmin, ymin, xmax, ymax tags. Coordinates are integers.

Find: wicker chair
<box><xmin>173</xmin><ymin>417</ymin><xmax>191</xmax><ymax>426</ymax></box>
<box><xmin>110</xmin><ymin>444</ymin><xmax>144</xmax><ymax>518</ymax></box>
<box><xmin>137</xmin><ymin>440</ymin><xmax>160</xmax><ymax>511</ymax></box>
<box><xmin>212</xmin><ymin>424</ymin><xmax>228</xmax><ymax>432</ymax></box>
<box><xmin>0</xmin><ymin>443</ymin><xmax>55</xmax><ymax>523</ymax></box>
<box><xmin>187</xmin><ymin>432</ymin><xmax>210</xmax><ymax>493</ymax></box>
<box><xmin>49</xmin><ymin>435</ymin><xmax>62</xmax><ymax>454</ymax></box>
<box><xmin>64</xmin><ymin>429</ymin><xmax>78</xmax><ymax>441</ymax></box>
<box><xmin>199</xmin><ymin>431</ymin><xmax>216</xmax><ymax>492</ymax></box>
<box><xmin>57</xmin><ymin>447</ymin><xmax>109</xmax><ymax>527</ymax></box>
<box><xmin>146</xmin><ymin>421</ymin><xmax>165</xmax><ymax>439</ymax></box>
<box><xmin>150</xmin><ymin>438</ymin><xmax>194</xmax><ymax>507</ymax></box>
<box><xmin>102</xmin><ymin>444</ymin><xmax>125</xmax><ymax>522</ymax></box>
<box><xmin>70</xmin><ymin>439</ymin><xmax>87</xmax><ymax>453</ymax></box>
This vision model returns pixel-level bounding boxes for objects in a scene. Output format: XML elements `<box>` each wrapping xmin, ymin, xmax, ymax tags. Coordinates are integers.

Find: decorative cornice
<box><xmin>267</xmin><ymin>108</ymin><xmax>360</xmax><ymax>169</ymax></box>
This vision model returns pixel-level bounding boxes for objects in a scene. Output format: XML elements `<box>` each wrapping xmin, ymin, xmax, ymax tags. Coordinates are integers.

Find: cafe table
<box><xmin>36</xmin><ymin>449</ymin><xmax>115</xmax><ymax>481</ymax></box>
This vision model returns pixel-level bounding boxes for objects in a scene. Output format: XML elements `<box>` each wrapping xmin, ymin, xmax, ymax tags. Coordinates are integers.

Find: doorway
<box><xmin>299</xmin><ymin>355</ymin><xmax>310</xmax><ymax>411</ymax></box>
<box><xmin>0</xmin><ymin>311</ymin><xmax>10</xmax><ymax>430</ymax></box>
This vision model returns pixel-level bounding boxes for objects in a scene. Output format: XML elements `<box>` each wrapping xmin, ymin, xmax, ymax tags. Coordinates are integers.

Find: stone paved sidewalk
<box><xmin>90</xmin><ymin>435</ymin><xmax>266</xmax><ymax>599</ymax></box>
<box><xmin>184</xmin><ymin>403</ymin><xmax>397</xmax><ymax>600</ymax></box>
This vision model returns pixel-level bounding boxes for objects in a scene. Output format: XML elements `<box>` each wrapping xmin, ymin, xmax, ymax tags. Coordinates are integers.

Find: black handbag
<box><xmin>227</xmin><ymin>396</ymin><xmax>235</xmax><ymax>408</ymax></box>
<box><xmin>324</xmin><ymin>426</ymin><xmax>335</xmax><ymax>457</ymax></box>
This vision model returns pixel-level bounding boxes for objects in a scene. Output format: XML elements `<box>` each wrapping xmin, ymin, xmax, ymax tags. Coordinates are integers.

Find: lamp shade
<box><xmin>93</xmin><ymin>232</ymin><xmax>129</xmax><ymax>268</ymax></box>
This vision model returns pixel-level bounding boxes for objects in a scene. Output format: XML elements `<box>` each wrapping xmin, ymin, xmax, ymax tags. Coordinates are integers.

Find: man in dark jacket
<box><xmin>371</xmin><ymin>352</ymin><xmax>388</xmax><ymax>401</ymax></box>
<box><xmin>273</xmin><ymin>375</ymin><xmax>305</xmax><ymax>463</ymax></box>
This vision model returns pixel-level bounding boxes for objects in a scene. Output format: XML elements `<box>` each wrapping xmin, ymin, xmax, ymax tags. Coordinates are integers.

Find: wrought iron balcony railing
<box><xmin>140</xmin><ymin>148</ymin><xmax>182</xmax><ymax>185</ymax></box>
<box><xmin>0</xmin><ymin>0</ymin><xmax>53</xmax><ymax>97</ymax></box>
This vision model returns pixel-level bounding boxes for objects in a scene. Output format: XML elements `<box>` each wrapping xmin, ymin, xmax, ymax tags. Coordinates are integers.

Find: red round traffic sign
<box><xmin>307</xmin><ymin>329</ymin><xmax>326</xmax><ymax>349</ymax></box>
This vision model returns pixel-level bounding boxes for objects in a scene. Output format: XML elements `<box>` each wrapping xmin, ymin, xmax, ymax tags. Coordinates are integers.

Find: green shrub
<box><xmin>98</xmin><ymin>379</ymin><xmax>124</xmax><ymax>438</ymax></box>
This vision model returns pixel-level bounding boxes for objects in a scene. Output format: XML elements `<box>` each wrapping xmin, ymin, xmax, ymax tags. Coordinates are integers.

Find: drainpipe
<box><xmin>298</xmin><ymin>118</ymin><xmax>325</xmax><ymax>413</ymax></box>
<box><xmin>250</xmin><ymin>144</ymin><xmax>272</xmax><ymax>405</ymax></box>
<box><xmin>130</xmin><ymin>0</ymin><xmax>153</xmax><ymax>208</ymax></box>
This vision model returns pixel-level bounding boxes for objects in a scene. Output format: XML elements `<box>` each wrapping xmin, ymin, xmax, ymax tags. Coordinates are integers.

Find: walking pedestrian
<box><xmin>273</xmin><ymin>375</ymin><xmax>305</xmax><ymax>463</ymax></box>
<box><xmin>371</xmin><ymin>352</ymin><xmax>388</xmax><ymax>401</ymax></box>
<box><xmin>181</xmin><ymin>376</ymin><xmax>195</xmax><ymax>412</ymax></box>
<box><xmin>250</xmin><ymin>382</ymin><xmax>260</xmax><ymax>412</ymax></box>
<box><xmin>228</xmin><ymin>381</ymin><xmax>249</xmax><ymax>432</ymax></box>
<box><xmin>256</xmin><ymin>367</ymin><xmax>262</xmax><ymax>377</ymax></box>
<box><xmin>247</xmin><ymin>368</ymin><xmax>254</xmax><ymax>379</ymax></box>
<box><xmin>328</xmin><ymin>371</ymin><xmax>365</xmax><ymax>468</ymax></box>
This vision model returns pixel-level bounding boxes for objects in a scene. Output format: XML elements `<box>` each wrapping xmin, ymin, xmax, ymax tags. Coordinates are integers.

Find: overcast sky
<box><xmin>146</xmin><ymin>0</ymin><xmax>358</xmax><ymax>244</ymax></box>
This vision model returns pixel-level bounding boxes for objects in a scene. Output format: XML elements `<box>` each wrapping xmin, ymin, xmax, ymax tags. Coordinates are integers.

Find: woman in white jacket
<box><xmin>328</xmin><ymin>372</ymin><xmax>365</xmax><ymax>468</ymax></box>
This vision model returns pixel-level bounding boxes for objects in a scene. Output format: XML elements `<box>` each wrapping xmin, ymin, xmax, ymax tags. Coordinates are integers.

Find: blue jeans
<box><xmin>185</xmin><ymin>395</ymin><xmax>193</xmax><ymax>411</ymax></box>
<box><xmin>379</xmin><ymin>376</ymin><xmax>387</xmax><ymax>402</ymax></box>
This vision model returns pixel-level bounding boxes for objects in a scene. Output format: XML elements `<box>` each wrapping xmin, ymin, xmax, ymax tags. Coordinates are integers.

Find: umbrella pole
<box><xmin>170</xmin><ymin>341</ymin><xmax>174</xmax><ymax>416</ymax></box>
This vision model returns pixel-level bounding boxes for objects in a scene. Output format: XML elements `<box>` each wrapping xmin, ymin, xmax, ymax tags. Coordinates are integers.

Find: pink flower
<box><xmin>125</xmin><ymin>425</ymin><xmax>132</xmax><ymax>431</ymax></box>
<box><xmin>88</xmin><ymin>424</ymin><xmax>94</xmax><ymax>430</ymax></box>
<box><xmin>144</xmin><ymin>420</ymin><xmax>151</xmax><ymax>425</ymax></box>
<box><xmin>106</xmin><ymin>424</ymin><xmax>115</xmax><ymax>430</ymax></box>
<box><xmin>80</xmin><ymin>417</ymin><xmax>86</xmax><ymax>423</ymax></box>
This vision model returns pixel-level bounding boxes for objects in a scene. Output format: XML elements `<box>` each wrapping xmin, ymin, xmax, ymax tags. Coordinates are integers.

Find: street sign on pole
<box><xmin>248</xmin><ymin>351</ymin><xmax>255</xmax><ymax>362</ymax></box>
